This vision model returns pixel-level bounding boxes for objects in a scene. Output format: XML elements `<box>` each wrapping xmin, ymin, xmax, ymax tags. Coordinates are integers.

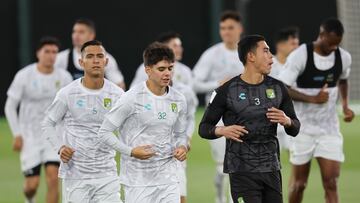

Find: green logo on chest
<box><xmin>103</xmin><ymin>98</ymin><xmax>112</xmax><ymax>109</ymax></box>
<box><xmin>266</xmin><ymin>88</ymin><xmax>276</xmax><ymax>99</ymax></box>
<box><xmin>238</xmin><ymin>196</ymin><xmax>245</xmax><ymax>203</ymax></box>
<box><xmin>171</xmin><ymin>103</ymin><xmax>178</xmax><ymax>113</ymax></box>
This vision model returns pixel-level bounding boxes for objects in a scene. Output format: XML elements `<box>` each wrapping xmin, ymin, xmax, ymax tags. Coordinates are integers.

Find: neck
<box><xmin>240</xmin><ymin>66</ymin><xmax>264</xmax><ymax>85</ymax></box>
<box><xmin>82</xmin><ymin>75</ymin><xmax>104</xmax><ymax>89</ymax></box>
<box><xmin>37</xmin><ymin>63</ymin><xmax>53</xmax><ymax>74</ymax></box>
<box><xmin>275</xmin><ymin>52</ymin><xmax>287</xmax><ymax>64</ymax></box>
<box><xmin>313</xmin><ymin>38</ymin><xmax>328</xmax><ymax>56</ymax></box>
<box><xmin>146</xmin><ymin>80</ymin><xmax>167</xmax><ymax>96</ymax></box>
<box><xmin>224</xmin><ymin>42</ymin><xmax>237</xmax><ymax>50</ymax></box>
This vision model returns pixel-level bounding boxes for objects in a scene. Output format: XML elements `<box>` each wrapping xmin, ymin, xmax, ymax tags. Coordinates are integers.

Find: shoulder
<box><xmin>17</xmin><ymin>63</ymin><xmax>37</xmax><ymax>78</ymax></box>
<box><xmin>216</xmin><ymin>75</ymin><xmax>239</xmax><ymax>93</ymax></box>
<box><xmin>339</xmin><ymin>47</ymin><xmax>351</xmax><ymax>64</ymax></box>
<box><xmin>105</xmin><ymin>52</ymin><xmax>117</xmax><ymax>62</ymax></box>
<box><xmin>287</xmin><ymin>43</ymin><xmax>307</xmax><ymax>61</ymax></box>
<box><xmin>201</xmin><ymin>43</ymin><xmax>223</xmax><ymax>57</ymax></box>
<box><xmin>57</xmin><ymin>49</ymin><xmax>70</xmax><ymax>58</ymax></box>
<box><xmin>169</xmin><ymin>86</ymin><xmax>187</xmax><ymax>102</ymax></box>
<box><xmin>104</xmin><ymin>79</ymin><xmax>125</xmax><ymax>95</ymax></box>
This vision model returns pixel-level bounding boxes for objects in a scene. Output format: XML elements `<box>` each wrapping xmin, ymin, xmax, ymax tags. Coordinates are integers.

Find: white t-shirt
<box><xmin>192</xmin><ymin>42</ymin><xmax>244</xmax><ymax>102</ymax></box>
<box><xmin>130</xmin><ymin>61</ymin><xmax>193</xmax><ymax>89</ymax></box>
<box><xmin>55</xmin><ymin>48</ymin><xmax>125</xmax><ymax>84</ymax></box>
<box><xmin>104</xmin><ymin>82</ymin><xmax>188</xmax><ymax>186</ymax></box>
<box><xmin>269</xmin><ymin>57</ymin><xmax>285</xmax><ymax>79</ymax></box>
<box><xmin>6</xmin><ymin>63</ymin><xmax>72</xmax><ymax>141</ymax></box>
<box><xmin>278</xmin><ymin>43</ymin><xmax>352</xmax><ymax>136</ymax></box>
<box><xmin>42</xmin><ymin>79</ymin><xmax>124</xmax><ymax>179</ymax></box>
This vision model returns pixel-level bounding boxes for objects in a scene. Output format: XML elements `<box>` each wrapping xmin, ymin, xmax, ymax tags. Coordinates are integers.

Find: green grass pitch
<box><xmin>0</xmin><ymin>108</ymin><xmax>359</xmax><ymax>202</ymax></box>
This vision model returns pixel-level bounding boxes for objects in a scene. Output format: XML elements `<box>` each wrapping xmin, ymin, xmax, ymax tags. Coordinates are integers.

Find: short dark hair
<box><xmin>321</xmin><ymin>18</ymin><xmax>344</xmax><ymax>36</ymax></box>
<box><xmin>36</xmin><ymin>36</ymin><xmax>61</xmax><ymax>51</ymax></box>
<box><xmin>143</xmin><ymin>42</ymin><xmax>175</xmax><ymax>66</ymax></box>
<box><xmin>80</xmin><ymin>40</ymin><xmax>103</xmax><ymax>54</ymax></box>
<box><xmin>238</xmin><ymin>35</ymin><xmax>266</xmax><ymax>65</ymax></box>
<box><xmin>274</xmin><ymin>26</ymin><xmax>299</xmax><ymax>44</ymax></box>
<box><xmin>74</xmin><ymin>18</ymin><xmax>96</xmax><ymax>33</ymax></box>
<box><xmin>220</xmin><ymin>10</ymin><xmax>242</xmax><ymax>23</ymax></box>
<box><xmin>156</xmin><ymin>31</ymin><xmax>181</xmax><ymax>44</ymax></box>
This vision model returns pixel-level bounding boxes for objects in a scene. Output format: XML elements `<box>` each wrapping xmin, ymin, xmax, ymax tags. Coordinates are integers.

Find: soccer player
<box><xmin>277</xmin><ymin>18</ymin><xmax>354</xmax><ymax>203</ymax></box>
<box><xmin>5</xmin><ymin>37</ymin><xmax>72</xmax><ymax>203</ymax></box>
<box><xmin>171</xmin><ymin>80</ymin><xmax>198</xmax><ymax>203</ymax></box>
<box><xmin>130</xmin><ymin>31</ymin><xmax>193</xmax><ymax>89</ymax></box>
<box><xmin>199</xmin><ymin>35</ymin><xmax>300</xmax><ymax>203</ymax></box>
<box><xmin>55</xmin><ymin>18</ymin><xmax>126</xmax><ymax>89</ymax></box>
<box><xmin>192</xmin><ymin>10</ymin><xmax>244</xmax><ymax>203</ymax></box>
<box><xmin>269</xmin><ymin>26</ymin><xmax>300</xmax><ymax>150</ymax></box>
<box><xmin>98</xmin><ymin>42</ymin><xmax>188</xmax><ymax>203</ymax></box>
<box><xmin>42</xmin><ymin>40</ymin><xmax>154</xmax><ymax>203</ymax></box>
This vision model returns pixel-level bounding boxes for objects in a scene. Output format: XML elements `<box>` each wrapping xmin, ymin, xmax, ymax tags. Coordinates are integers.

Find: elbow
<box><xmin>198</xmin><ymin>123</ymin><xmax>217</xmax><ymax>140</ymax></box>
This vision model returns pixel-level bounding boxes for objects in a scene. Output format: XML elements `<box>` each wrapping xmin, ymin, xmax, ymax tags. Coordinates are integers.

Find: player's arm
<box><xmin>104</xmin><ymin>54</ymin><xmax>126</xmax><ymax>89</ymax></box>
<box><xmin>287</xmin><ymin>84</ymin><xmax>329</xmax><ymax>104</ymax></box>
<box><xmin>192</xmin><ymin>51</ymin><xmax>220</xmax><ymax>93</ymax></box>
<box><xmin>267</xmin><ymin>84</ymin><xmax>300</xmax><ymax>137</ymax></box>
<box><xmin>338</xmin><ymin>79</ymin><xmax>354</xmax><ymax>122</ymax></box>
<box><xmin>184</xmin><ymin>91</ymin><xmax>199</xmax><ymax>150</ymax></box>
<box><xmin>4</xmin><ymin>97</ymin><xmax>22</xmax><ymax>151</ymax></box>
<box><xmin>173</xmin><ymin>98</ymin><xmax>189</xmax><ymax>161</ymax></box>
<box><xmin>98</xmin><ymin>98</ymin><xmax>155</xmax><ymax>160</ymax></box>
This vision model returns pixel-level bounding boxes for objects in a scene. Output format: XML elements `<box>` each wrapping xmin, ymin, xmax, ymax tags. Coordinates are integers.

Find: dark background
<box><xmin>1</xmin><ymin>0</ymin><xmax>337</xmax><ymax>115</ymax></box>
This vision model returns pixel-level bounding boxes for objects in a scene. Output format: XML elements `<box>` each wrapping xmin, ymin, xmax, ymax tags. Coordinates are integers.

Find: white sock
<box><xmin>215</xmin><ymin>163</ymin><xmax>226</xmax><ymax>203</ymax></box>
<box><xmin>25</xmin><ymin>197</ymin><xmax>35</xmax><ymax>203</ymax></box>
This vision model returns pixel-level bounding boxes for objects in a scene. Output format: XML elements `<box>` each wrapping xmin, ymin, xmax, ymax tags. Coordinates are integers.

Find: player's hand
<box><xmin>266</xmin><ymin>107</ymin><xmax>292</xmax><ymax>127</ymax></box>
<box><xmin>131</xmin><ymin>145</ymin><xmax>155</xmax><ymax>160</ymax></box>
<box><xmin>312</xmin><ymin>83</ymin><xmax>329</xmax><ymax>104</ymax></box>
<box><xmin>215</xmin><ymin>125</ymin><xmax>248</xmax><ymax>142</ymax></box>
<box><xmin>174</xmin><ymin>145</ymin><xmax>188</xmax><ymax>161</ymax></box>
<box><xmin>12</xmin><ymin>136</ymin><xmax>23</xmax><ymax>152</ymax></box>
<box><xmin>187</xmin><ymin>137</ymin><xmax>192</xmax><ymax>152</ymax></box>
<box><xmin>59</xmin><ymin>145</ymin><xmax>75</xmax><ymax>163</ymax></box>
<box><xmin>343</xmin><ymin>107</ymin><xmax>355</xmax><ymax>122</ymax></box>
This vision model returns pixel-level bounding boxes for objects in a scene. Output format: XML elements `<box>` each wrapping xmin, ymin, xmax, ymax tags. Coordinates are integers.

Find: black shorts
<box><xmin>229</xmin><ymin>171</ymin><xmax>283</xmax><ymax>203</ymax></box>
<box><xmin>23</xmin><ymin>161</ymin><xmax>60</xmax><ymax>177</ymax></box>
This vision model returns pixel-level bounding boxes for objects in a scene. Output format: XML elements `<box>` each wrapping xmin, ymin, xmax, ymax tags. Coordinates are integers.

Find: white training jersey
<box><xmin>269</xmin><ymin>57</ymin><xmax>285</xmax><ymax>80</ymax></box>
<box><xmin>5</xmin><ymin>63</ymin><xmax>72</xmax><ymax>141</ymax></box>
<box><xmin>43</xmin><ymin>79</ymin><xmax>124</xmax><ymax>179</ymax></box>
<box><xmin>130</xmin><ymin>61</ymin><xmax>193</xmax><ymax>89</ymax></box>
<box><xmin>278</xmin><ymin>44</ymin><xmax>351</xmax><ymax>136</ymax></box>
<box><xmin>104</xmin><ymin>82</ymin><xmax>188</xmax><ymax>186</ymax></box>
<box><xmin>55</xmin><ymin>48</ymin><xmax>125</xmax><ymax>84</ymax></box>
<box><xmin>192</xmin><ymin>42</ymin><xmax>244</xmax><ymax>102</ymax></box>
<box><xmin>172</xmin><ymin>82</ymin><xmax>198</xmax><ymax>138</ymax></box>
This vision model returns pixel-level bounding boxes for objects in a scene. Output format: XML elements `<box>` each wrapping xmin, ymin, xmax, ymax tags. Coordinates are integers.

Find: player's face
<box><xmin>254</xmin><ymin>41</ymin><xmax>273</xmax><ymax>74</ymax></box>
<box><xmin>72</xmin><ymin>24</ymin><xmax>95</xmax><ymax>48</ymax></box>
<box><xmin>146</xmin><ymin>60</ymin><xmax>174</xmax><ymax>88</ymax></box>
<box><xmin>167</xmin><ymin>38</ymin><xmax>183</xmax><ymax>61</ymax></box>
<box><xmin>281</xmin><ymin>36</ymin><xmax>299</xmax><ymax>55</ymax></box>
<box><xmin>320</xmin><ymin>32</ymin><xmax>342</xmax><ymax>55</ymax></box>
<box><xmin>219</xmin><ymin>19</ymin><xmax>243</xmax><ymax>45</ymax></box>
<box><xmin>79</xmin><ymin>45</ymin><xmax>108</xmax><ymax>78</ymax></box>
<box><xmin>36</xmin><ymin>44</ymin><xmax>59</xmax><ymax>68</ymax></box>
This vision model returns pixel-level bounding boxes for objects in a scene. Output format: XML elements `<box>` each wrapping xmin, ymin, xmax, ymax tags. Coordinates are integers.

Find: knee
<box><xmin>24</xmin><ymin>182</ymin><xmax>39</xmax><ymax>197</ymax></box>
<box><xmin>322</xmin><ymin>177</ymin><xmax>338</xmax><ymax>191</ymax></box>
<box><xmin>289</xmin><ymin>179</ymin><xmax>307</xmax><ymax>193</ymax></box>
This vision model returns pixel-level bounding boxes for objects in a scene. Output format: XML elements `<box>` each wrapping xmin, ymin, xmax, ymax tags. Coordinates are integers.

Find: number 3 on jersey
<box><xmin>158</xmin><ymin>112</ymin><xmax>167</xmax><ymax>120</ymax></box>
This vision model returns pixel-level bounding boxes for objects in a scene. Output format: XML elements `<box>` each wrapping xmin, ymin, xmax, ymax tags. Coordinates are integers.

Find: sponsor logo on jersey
<box><xmin>171</xmin><ymin>103</ymin><xmax>178</xmax><ymax>113</ymax></box>
<box><xmin>238</xmin><ymin>196</ymin><xmax>245</xmax><ymax>203</ymax></box>
<box><xmin>313</xmin><ymin>76</ymin><xmax>325</xmax><ymax>81</ymax></box>
<box><xmin>144</xmin><ymin>103</ymin><xmax>152</xmax><ymax>110</ymax></box>
<box><xmin>326</xmin><ymin>73</ymin><xmax>334</xmax><ymax>82</ymax></box>
<box><xmin>76</xmin><ymin>99</ymin><xmax>85</xmax><ymax>108</ymax></box>
<box><xmin>266</xmin><ymin>89</ymin><xmax>276</xmax><ymax>99</ymax></box>
<box><xmin>103</xmin><ymin>98</ymin><xmax>112</xmax><ymax>109</ymax></box>
<box><xmin>239</xmin><ymin>92</ymin><xmax>246</xmax><ymax>100</ymax></box>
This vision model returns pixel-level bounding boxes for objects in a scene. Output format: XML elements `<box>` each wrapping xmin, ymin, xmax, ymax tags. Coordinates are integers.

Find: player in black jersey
<box><xmin>199</xmin><ymin>35</ymin><xmax>300</xmax><ymax>203</ymax></box>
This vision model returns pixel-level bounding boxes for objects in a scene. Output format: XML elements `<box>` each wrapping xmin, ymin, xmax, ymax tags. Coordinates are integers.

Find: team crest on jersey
<box><xmin>239</xmin><ymin>92</ymin><xmax>246</xmax><ymax>100</ymax></box>
<box><xmin>326</xmin><ymin>73</ymin><xmax>334</xmax><ymax>82</ymax></box>
<box><xmin>144</xmin><ymin>103</ymin><xmax>152</xmax><ymax>110</ymax></box>
<box><xmin>266</xmin><ymin>89</ymin><xmax>276</xmax><ymax>99</ymax></box>
<box><xmin>103</xmin><ymin>98</ymin><xmax>112</xmax><ymax>109</ymax></box>
<box><xmin>76</xmin><ymin>99</ymin><xmax>85</xmax><ymax>108</ymax></box>
<box><xmin>55</xmin><ymin>80</ymin><xmax>61</xmax><ymax>89</ymax></box>
<box><xmin>171</xmin><ymin>103</ymin><xmax>178</xmax><ymax>113</ymax></box>
<box><xmin>238</xmin><ymin>196</ymin><xmax>245</xmax><ymax>203</ymax></box>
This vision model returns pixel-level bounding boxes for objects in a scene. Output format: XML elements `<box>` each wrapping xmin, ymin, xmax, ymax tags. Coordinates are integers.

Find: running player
<box><xmin>130</xmin><ymin>31</ymin><xmax>193</xmax><ymax>89</ymax></box>
<box><xmin>98</xmin><ymin>42</ymin><xmax>188</xmax><ymax>203</ymax></box>
<box><xmin>5</xmin><ymin>37</ymin><xmax>72</xmax><ymax>203</ymax></box>
<box><xmin>55</xmin><ymin>18</ymin><xmax>126</xmax><ymax>89</ymax></box>
<box><xmin>278</xmin><ymin>18</ymin><xmax>354</xmax><ymax>203</ymax></box>
<box><xmin>42</xmin><ymin>40</ymin><xmax>153</xmax><ymax>203</ymax></box>
<box><xmin>192</xmin><ymin>10</ymin><xmax>244</xmax><ymax>203</ymax></box>
<box><xmin>199</xmin><ymin>35</ymin><xmax>300</xmax><ymax>203</ymax></box>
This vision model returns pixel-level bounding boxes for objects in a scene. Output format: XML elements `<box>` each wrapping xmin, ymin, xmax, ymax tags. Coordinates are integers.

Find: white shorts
<box><xmin>20</xmin><ymin>138</ymin><xmax>59</xmax><ymax>172</ymax></box>
<box><xmin>277</xmin><ymin>128</ymin><xmax>290</xmax><ymax>151</ymax></box>
<box><xmin>289</xmin><ymin>133</ymin><xmax>344</xmax><ymax>165</ymax></box>
<box><xmin>176</xmin><ymin>160</ymin><xmax>187</xmax><ymax>196</ymax></box>
<box><xmin>62</xmin><ymin>176</ymin><xmax>122</xmax><ymax>203</ymax></box>
<box><xmin>124</xmin><ymin>183</ymin><xmax>180</xmax><ymax>203</ymax></box>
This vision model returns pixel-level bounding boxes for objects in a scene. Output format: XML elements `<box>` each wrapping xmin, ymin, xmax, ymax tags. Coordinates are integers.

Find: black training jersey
<box><xmin>199</xmin><ymin>75</ymin><xmax>300</xmax><ymax>173</ymax></box>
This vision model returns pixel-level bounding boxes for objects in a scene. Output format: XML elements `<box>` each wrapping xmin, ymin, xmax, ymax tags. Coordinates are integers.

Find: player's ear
<box><xmin>105</xmin><ymin>58</ymin><xmax>109</xmax><ymax>66</ymax></box>
<box><xmin>145</xmin><ymin>65</ymin><xmax>151</xmax><ymax>76</ymax></box>
<box><xmin>79</xmin><ymin>58</ymin><xmax>84</xmax><ymax>68</ymax></box>
<box><xmin>247</xmin><ymin>51</ymin><xmax>256</xmax><ymax>63</ymax></box>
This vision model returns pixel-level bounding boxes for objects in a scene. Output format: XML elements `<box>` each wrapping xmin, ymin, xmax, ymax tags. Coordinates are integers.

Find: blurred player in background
<box><xmin>55</xmin><ymin>18</ymin><xmax>126</xmax><ymax>89</ymax></box>
<box><xmin>192</xmin><ymin>10</ymin><xmax>244</xmax><ymax>203</ymax></box>
<box><xmin>5</xmin><ymin>37</ymin><xmax>72</xmax><ymax>203</ymax></box>
<box><xmin>278</xmin><ymin>18</ymin><xmax>355</xmax><ymax>203</ymax></box>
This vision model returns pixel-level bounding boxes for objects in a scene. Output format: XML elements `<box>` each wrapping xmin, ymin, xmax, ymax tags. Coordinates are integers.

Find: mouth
<box><xmin>162</xmin><ymin>78</ymin><xmax>170</xmax><ymax>83</ymax></box>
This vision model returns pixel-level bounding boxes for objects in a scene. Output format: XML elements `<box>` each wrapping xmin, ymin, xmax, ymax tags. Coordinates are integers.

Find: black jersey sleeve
<box><xmin>198</xmin><ymin>87</ymin><xmax>228</xmax><ymax>140</ymax></box>
<box><xmin>279</xmin><ymin>83</ymin><xmax>300</xmax><ymax>137</ymax></box>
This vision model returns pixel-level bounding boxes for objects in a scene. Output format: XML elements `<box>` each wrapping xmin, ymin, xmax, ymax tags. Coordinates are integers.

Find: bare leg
<box><xmin>288</xmin><ymin>162</ymin><xmax>311</xmax><ymax>203</ymax></box>
<box><xmin>44</xmin><ymin>164</ymin><xmax>59</xmax><ymax>203</ymax></box>
<box><xmin>317</xmin><ymin>157</ymin><xmax>340</xmax><ymax>203</ymax></box>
